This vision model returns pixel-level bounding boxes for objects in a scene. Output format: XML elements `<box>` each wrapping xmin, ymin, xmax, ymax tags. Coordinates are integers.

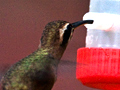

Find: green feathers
<box><xmin>1</xmin><ymin>48</ymin><xmax>56</xmax><ymax>89</ymax></box>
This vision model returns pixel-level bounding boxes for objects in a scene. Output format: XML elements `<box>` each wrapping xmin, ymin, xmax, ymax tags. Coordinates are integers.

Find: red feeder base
<box><xmin>76</xmin><ymin>48</ymin><xmax>120</xmax><ymax>90</ymax></box>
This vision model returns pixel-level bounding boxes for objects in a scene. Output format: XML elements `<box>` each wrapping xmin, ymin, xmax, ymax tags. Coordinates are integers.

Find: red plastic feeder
<box><xmin>76</xmin><ymin>48</ymin><xmax>120</xmax><ymax>90</ymax></box>
<box><xmin>77</xmin><ymin>0</ymin><xmax>120</xmax><ymax>89</ymax></box>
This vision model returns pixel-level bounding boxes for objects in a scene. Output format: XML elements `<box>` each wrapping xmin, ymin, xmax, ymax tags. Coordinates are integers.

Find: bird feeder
<box><xmin>76</xmin><ymin>0</ymin><xmax>120</xmax><ymax>90</ymax></box>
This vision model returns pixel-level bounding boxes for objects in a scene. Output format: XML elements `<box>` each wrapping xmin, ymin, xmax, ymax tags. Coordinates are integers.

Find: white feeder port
<box><xmin>83</xmin><ymin>12</ymin><xmax>120</xmax><ymax>31</ymax></box>
<box><xmin>83</xmin><ymin>13</ymin><xmax>120</xmax><ymax>48</ymax></box>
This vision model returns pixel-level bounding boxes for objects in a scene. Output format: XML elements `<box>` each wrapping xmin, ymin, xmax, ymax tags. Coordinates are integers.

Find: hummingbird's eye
<box><xmin>61</xmin><ymin>24</ymin><xmax>72</xmax><ymax>46</ymax></box>
<box><xmin>67</xmin><ymin>24</ymin><xmax>73</xmax><ymax>31</ymax></box>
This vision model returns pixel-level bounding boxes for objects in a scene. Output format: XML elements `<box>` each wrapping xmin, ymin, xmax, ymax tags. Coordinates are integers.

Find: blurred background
<box><xmin>0</xmin><ymin>0</ymin><xmax>98</xmax><ymax>90</ymax></box>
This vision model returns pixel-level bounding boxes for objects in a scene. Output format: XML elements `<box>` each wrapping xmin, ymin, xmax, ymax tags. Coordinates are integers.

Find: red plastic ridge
<box><xmin>76</xmin><ymin>48</ymin><xmax>120</xmax><ymax>90</ymax></box>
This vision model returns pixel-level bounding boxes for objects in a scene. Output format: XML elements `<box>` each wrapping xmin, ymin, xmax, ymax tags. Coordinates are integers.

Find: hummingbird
<box><xmin>1</xmin><ymin>20</ymin><xmax>93</xmax><ymax>90</ymax></box>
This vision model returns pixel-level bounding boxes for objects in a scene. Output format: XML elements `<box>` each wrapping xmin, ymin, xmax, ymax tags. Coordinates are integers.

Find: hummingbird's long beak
<box><xmin>71</xmin><ymin>20</ymin><xmax>93</xmax><ymax>29</ymax></box>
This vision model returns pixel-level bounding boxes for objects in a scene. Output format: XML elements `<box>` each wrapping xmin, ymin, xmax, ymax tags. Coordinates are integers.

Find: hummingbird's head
<box><xmin>40</xmin><ymin>20</ymin><xmax>93</xmax><ymax>59</ymax></box>
<box><xmin>40</xmin><ymin>20</ymin><xmax>93</xmax><ymax>48</ymax></box>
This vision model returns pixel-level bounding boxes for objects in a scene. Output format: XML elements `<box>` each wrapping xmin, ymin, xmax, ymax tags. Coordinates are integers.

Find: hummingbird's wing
<box><xmin>58</xmin><ymin>60</ymin><xmax>84</xmax><ymax>76</ymax></box>
<box><xmin>0</xmin><ymin>60</ymin><xmax>82</xmax><ymax>80</ymax></box>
